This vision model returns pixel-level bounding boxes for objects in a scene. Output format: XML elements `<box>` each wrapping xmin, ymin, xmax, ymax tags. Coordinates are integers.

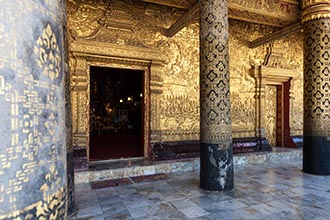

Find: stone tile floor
<box><xmin>69</xmin><ymin>159</ymin><xmax>330</xmax><ymax>220</ymax></box>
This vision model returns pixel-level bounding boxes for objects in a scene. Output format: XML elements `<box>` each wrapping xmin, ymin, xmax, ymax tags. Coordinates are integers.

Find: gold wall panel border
<box><xmin>70</xmin><ymin>40</ymin><xmax>167</xmax><ymax>64</ymax></box>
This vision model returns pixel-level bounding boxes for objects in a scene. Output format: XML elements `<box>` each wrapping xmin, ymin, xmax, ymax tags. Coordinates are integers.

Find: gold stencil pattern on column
<box><xmin>0</xmin><ymin>0</ymin><xmax>67</xmax><ymax>216</ymax></box>
<box><xmin>302</xmin><ymin>1</ymin><xmax>330</xmax><ymax>22</ymax></box>
<box><xmin>200</xmin><ymin>0</ymin><xmax>232</xmax><ymax>148</ymax></box>
<box><xmin>304</xmin><ymin>18</ymin><xmax>330</xmax><ymax>136</ymax></box>
<box><xmin>34</xmin><ymin>24</ymin><xmax>61</xmax><ymax>80</ymax></box>
<box><xmin>0</xmin><ymin>187</ymin><xmax>66</xmax><ymax>220</ymax></box>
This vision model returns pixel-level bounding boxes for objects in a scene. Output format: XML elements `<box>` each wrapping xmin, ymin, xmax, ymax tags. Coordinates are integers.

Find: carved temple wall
<box><xmin>229</xmin><ymin>20</ymin><xmax>304</xmax><ymax>142</ymax></box>
<box><xmin>66</xmin><ymin>0</ymin><xmax>303</xmax><ymax>160</ymax></box>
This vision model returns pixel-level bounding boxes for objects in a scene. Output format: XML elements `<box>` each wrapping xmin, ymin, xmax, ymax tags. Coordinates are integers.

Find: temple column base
<box><xmin>258</xmin><ymin>137</ymin><xmax>272</xmax><ymax>151</ymax></box>
<box><xmin>303</xmin><ymin>136</ymin><xmax>330</xmax><ymax>175</ymax></box>
<box><xmin>200</xmin><ymin>143</ymin><xmax>234</xmax><ymax>191</ymax></box>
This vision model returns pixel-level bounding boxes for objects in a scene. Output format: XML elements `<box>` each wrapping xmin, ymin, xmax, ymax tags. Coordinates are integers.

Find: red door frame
<box><xmin>276</xmin><ymin>80</ymin><xmax>297</xmax><ymax>147</ymax></box>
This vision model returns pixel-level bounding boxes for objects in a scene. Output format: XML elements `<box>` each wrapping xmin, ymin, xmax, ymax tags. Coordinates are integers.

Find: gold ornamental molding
<box><xmin>302</xmin><ymin>0</ymin><xmax>330</xmax><ymax>8</ymax></box>
<box><xmin>302</xmin><ymin>2</ymin><xmax>330</xmax><ymax>23</ymax></box>
<box><xmin>70</xmin><ymin>39</ymin><xmax>166</xmax><ymax>64</ymax></box>
<box><xmin>142</xmin><ymin>0</ymin><xmax>195</xmax><ymax>9</ymax></box>
<box><xmin>228</xmin><ymin>0</ymin><xmax>300</xmax><ymax>27</ymax></box>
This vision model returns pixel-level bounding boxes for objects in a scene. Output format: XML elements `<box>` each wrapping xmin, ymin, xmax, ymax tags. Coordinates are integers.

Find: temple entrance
<box><xmin>265</xmin><ymin>81</ymin><xmax>296</xmax><ymax>147</ymax></box>
<box><xmin>89</xmin><ymin>66</ymin><xmax>144</xmax><ymax>160</ymax></box>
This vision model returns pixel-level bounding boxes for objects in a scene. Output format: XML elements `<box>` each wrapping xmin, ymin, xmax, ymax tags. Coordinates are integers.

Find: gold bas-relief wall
<box><xmin>67</xmin><ymin>0</ymin><xmax>303</xmax><ymax>158</ymax></box>
<box><xmin>229</xmin><ymin>20</ymin><xmax>303</xmax><ymax>140</ymax></box>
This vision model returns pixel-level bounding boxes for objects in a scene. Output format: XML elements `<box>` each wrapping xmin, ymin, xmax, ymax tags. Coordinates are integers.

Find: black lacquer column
<box><xmin>200</xmin><ymin>0</ymin><xmax>234</xmax><ymax>191</ymax></box>
<box><xmin>302</xmin><ymin>1</ymin><xmax>330</xmax><ymax>175</ymax></box>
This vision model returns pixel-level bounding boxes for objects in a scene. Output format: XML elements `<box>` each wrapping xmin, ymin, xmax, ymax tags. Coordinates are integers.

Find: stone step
<box><xmin>75</xmin><ymin>147</ymin><xmax>302</xmax><ymax>184</ymax></box>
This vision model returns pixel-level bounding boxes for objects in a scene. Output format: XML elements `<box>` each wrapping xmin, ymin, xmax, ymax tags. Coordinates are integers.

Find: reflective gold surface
<box><xmin>302</xmin><ymin>0</ymin><xmax>330</xmax><ymax>22</ymax></box>
<box><xmin>200</xmin><ymin>0</ymin><xmax>232</xmax><ymax>148</ymax></box>
<box><xmin>265</xmin><ymin>85</ymin><xmax>277</xmax><ymax>147</ymax></box>
<box><xmin>228</xmin><ymin>0</ymin><xmax>300</xmax><ymax>27</ymax></box>
<box><xmin>230</xmin><ymin>22</ymin><xmax>303</xmax><ymax>139</ymax></box>
<box><xmin>143</xmin><ymin>0</ymin><xmax>300</xmax><ymax>27</ymax></box>
<box><xmin>303</xmin><ymin>18</ymin><xmax>330</xmax><ymax>137</ymax></box>
<box><xmin>67</xmin><ymin>0</ymin><xmax>304</xmax><ymax>156</ymax></box>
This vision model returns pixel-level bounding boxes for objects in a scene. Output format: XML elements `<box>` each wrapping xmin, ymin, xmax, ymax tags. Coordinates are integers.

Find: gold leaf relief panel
<box><xmin>265</xmin><ymin>85</ymin><xmax>277</xmax><ymax>147</ymax></box>
<box><xmin>159</xmin><ymin>31</ymin><xmax>199</xmax><ymax>91</ymax></box>
<box><xmin>229</xmin><ymin>21</ymin><xmax>269</xmax><ymax>85</ymax></box>
<box><xmin>67</xmin><ymin>0</ymin><xmax>105</xmax><ymax>38</ymax></box>
<box><xmin>67</xmin><ymin>0</ymin><xmax>305</xmax><ymax>144</ymax></box>
<box><xmin>291</xmin><ymin>78</ymin><xmax>304</xmax><ymax>135</ymax></box>
<box><xmin>231</xmin><ymin>92</ymin><xmax>255</xmax><ymax>132</ymax></box>
<box><xmin>275</xmin><ymin>35</ymin><xmax>303</xmax><ymax>136</ymax></box>
<box><xmin>67</xmin><ymin>0</ymin><xmax>183</xmax><ymax>47</ymax></box>
<box><xmin>150</xmin><ymin>94</ymin><xmax>160</xmax><ymax>131</ymax></box>
<box><xmin>229</xmin><ymin>21</ymin><xmax>266</xmax><ymax>135</ymax></box>
<box><xmin>230</xmin><ymin>19</ymin><xmax>276</xmax><ymax>43</ymax></box>
<box><xmin>68</xmin><ymin>0</ymin><xmax>188</xmax><ymax>144</ymax></box>
<box><xmin>71</xmin><ymin>90</ymin><xmax>79</xmax><ymax>133</ymax></box>
<box><xmin>276</xmin><ymin>34</ymin><xmax>304</xmax><ymax>72</ymax></box>
<box><xmin>158</xmin><ymin>39</ymin><xmax>200</xmax><ymax>138</ymax></box>
<box><xmin>229</xmin><ymin>20</ymin><xmax>304</xmax><ymax>138</ymax></box>
<box><xmin>78</xmin><ymin>92</ymin><xmax>88</xmax><ymax>134</ymax></box>
<box><xmin>230</xmin><ymin>0</ymin><xmax>299</xmax><ymax>12</ymax></box>
<box><xmin>159</xmin><ymin>94</ymin><xmax>199</xmax><ymax>131</ymax></box>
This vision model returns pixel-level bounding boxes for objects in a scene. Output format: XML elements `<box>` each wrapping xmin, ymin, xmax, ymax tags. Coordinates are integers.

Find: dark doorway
<box><xmin>89</xmin><ymin>66</ymin><xmax>144</xmax><ymax>160</ymax></box>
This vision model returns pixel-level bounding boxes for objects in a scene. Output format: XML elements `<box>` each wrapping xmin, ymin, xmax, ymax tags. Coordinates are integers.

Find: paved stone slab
<box><xmin>70</xmin><ymin>158</ymin><xmax>330</xmax><ymax>220</ymax></box>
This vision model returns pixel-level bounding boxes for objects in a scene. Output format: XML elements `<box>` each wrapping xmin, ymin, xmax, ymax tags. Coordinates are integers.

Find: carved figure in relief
<box><xmin>67</xmin><ymin>0</ymin><xmax>105</xmax><ymax>38</ymax></box>
<box><xmin>231</xmin><ymin>65</ymin><xmax>255</xmax><ymax>92</ymax></box>
<box><xmin>231</xmin><ymin>92</ymin><xmax>255</xmax><ymax>128</ymax></box>
<box><xmin>277</xmin><ymin>36</ymin><xmax>303</xmax><ymax>71</ymax></box>
<box><xmin>160</xmin><ymin>94</ymin><xmax>199</xmax><ymax>131</ymax></box>
<box><xmin>159</xmin><ymin>37</ymin><xmax>199</xmax><ymax>92</ymax></box>
<box><xmin>230</xmin><ymin>0</ymin><xmax>298</xmax><ymax>15</ymax></box>
<box><xmin>265</xmin><ymin>85</ymin><xmax>277</xmax><ymax>146</ymax></box>
<box><xmin>290</xmin><ymin>78</ymin><xmax>303</xmax><ymax>134</ymax></box>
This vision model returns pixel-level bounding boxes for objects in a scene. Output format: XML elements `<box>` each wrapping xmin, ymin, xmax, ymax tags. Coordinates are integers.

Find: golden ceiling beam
<box><xmin>142</xmin><ymin>0</ymin><xmax>195</xmax><ymax>9</ymax></box>
<box><xmin>228</xmin><ymin>0</ymin><xmax>299</xmax><ymax>26</ymax></box>
<box><xmin>249</xmin><ymin>22</ymin><xmax>302</xmax><ymax>48</ymax></box>
<box><xmin>155</xmin><ymin>0</ymin><xmax>300</xmax><ymax>37</ymax></box>
<box><xmin>164</xmin><ymin>1</ymin><xmax>200</xmax><ymax>37</ymax></box>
